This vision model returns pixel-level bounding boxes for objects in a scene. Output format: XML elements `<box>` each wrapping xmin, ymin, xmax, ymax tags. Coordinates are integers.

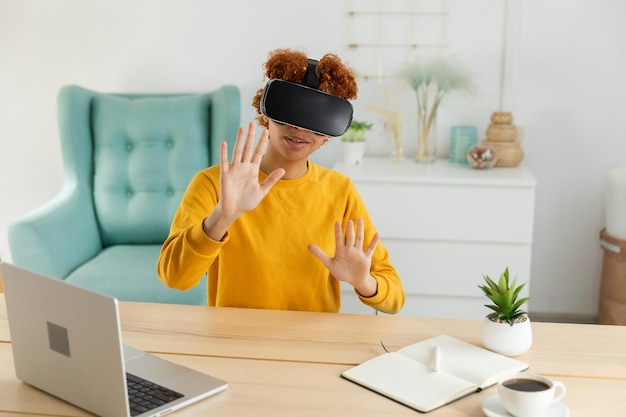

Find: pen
<box><xmin>430</xmin><ymin>346</ymin><xmax>440</xmax><ymax>372</ymax></box>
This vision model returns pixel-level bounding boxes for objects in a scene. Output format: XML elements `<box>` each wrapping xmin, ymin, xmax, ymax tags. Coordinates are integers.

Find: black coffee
<box><xmin>503</xmin><ymin>378</ymin><xmax>551</xmax><ymax>392</ymax></box>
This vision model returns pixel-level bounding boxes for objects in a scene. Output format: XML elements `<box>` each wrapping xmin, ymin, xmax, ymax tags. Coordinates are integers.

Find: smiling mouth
<box><xmin>285</xmin><ymin>136</ymin><xmax>309</xmax><ymax>145</ymax></box>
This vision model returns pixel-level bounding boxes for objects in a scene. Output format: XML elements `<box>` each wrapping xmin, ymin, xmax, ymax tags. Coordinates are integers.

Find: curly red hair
<box><xmin>252</xmin><ymin>49</ymin><xmax>358</xmax><ymax>128</ymax></box>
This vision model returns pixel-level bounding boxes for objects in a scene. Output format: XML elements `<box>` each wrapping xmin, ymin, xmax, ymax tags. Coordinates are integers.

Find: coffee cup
<box><xmin>497</xmin><ymin>373</ymin><xmax>566</xmax><ymax>417</ymax></box>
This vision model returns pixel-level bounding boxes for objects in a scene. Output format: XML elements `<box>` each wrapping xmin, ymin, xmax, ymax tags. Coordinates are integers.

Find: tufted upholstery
<box><xmin>92</xmin><ymin>93</ymin><xmax>213</xmax><ymax>246</ymax></box>
<box><xmin>8</xmin><ymin>85</ymin><xmax>240</xmax><ymax>305</ymax></box>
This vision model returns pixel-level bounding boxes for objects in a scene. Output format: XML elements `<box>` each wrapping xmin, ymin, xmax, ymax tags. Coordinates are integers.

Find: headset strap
<box><xmin>306</xmin><ymin>59</ymin><xmax>319</xmax><ymax>89</ymax></box>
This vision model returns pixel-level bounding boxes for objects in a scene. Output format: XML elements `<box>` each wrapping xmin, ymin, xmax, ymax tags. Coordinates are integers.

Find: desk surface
<box><xmin>1</xmin><ymin>295</ymin><xmax>625</xmax><ymax>416</ymax></box>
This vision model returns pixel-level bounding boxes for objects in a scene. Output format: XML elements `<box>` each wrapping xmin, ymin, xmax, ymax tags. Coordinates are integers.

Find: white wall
<box><xmin>1</xmin><ymin>0</ymin><xmax>625</xmax><ymax>320</ymax></box>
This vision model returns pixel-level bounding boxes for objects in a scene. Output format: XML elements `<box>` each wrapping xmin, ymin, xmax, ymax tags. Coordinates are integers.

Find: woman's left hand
<box><xmin>308</xmin><ymin>219</ymin><xmax>379</xmax><ymax>297</ymax></box>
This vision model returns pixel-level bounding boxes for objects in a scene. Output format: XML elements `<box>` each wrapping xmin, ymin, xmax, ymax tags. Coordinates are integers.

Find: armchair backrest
<box><xmin>60</xmin><ymin>85</ymin><xmax>240</xmax><ymax>247</ymax></box>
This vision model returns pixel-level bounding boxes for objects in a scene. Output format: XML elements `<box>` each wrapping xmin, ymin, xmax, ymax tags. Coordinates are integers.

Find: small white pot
<box><xmin>342</xmin><ymin>141</ymin><xmax>366</xmax><ymax>164</ymax></box>
<box><xmin>482</xmin><ymin>316</ymin><xmax>533</xmax><ymax>357</ymax></box>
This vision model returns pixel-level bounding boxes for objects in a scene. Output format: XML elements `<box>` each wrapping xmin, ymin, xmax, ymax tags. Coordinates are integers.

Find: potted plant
<box><xmin>478</xmin><ymin>267</ymin><xmax>532</xmax><ymax>356</ymax></box>
<box><xmin>341</xmin><ymin>120</ymin><xmax>372</xmax><ymax>164</ymax></box>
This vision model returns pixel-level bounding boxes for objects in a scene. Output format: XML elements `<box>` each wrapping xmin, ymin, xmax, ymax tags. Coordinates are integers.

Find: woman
<box><xmin>157</xmin><ymin>49</ymin><xmax>404</xmax><ymax>313</ymax></box>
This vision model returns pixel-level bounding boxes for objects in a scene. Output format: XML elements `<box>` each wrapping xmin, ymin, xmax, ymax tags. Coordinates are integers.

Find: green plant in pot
<box><xmin>478</xmin><ymin>267</ymin><xmax>532</xmax><ymax>356</ymax></box>
<box><xmin>341</xmin><ymin>120</ymin><xmax>372</xmax><ymax>164</ymax></box>
<box><xmin>342</xmin><ymin>120</ymin><xmax>373</xmax><ymax>142</ymax></box>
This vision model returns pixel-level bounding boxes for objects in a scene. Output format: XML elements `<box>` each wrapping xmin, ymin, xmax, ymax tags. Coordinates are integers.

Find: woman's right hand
<box><xmin>202</xmin><ymin>122</ymin><xmax>285</xmax><ymax>241</ymax></box>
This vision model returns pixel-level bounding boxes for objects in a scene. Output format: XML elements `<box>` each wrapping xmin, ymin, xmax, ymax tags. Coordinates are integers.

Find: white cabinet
<box><xmin>333</xmin><ymin>157</ymin><xmax>536</xmax><ymax>319</ymax></box>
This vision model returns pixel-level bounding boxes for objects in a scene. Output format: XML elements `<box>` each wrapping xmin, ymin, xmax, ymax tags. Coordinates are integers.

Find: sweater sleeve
<box><xmin>157</xmin><ymin>169</ymin><xmax>226</xmax><ymax>291</ymax></box>
<box><xmin>344</xmin><ymin>181</ymin><xmax>406</xmax><ymax>314</ymax></box>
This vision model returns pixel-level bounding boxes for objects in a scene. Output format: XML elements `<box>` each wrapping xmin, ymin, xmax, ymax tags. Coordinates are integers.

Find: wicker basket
<box><xmin>483</xmin><ymin>140</ymin><xmax>524</xmax><ymax>167</ymax></box>
<box><xmin>490</xmin><ymin>111</ymin><xmax>513</xmax><ymax>125</ymax></box>
<box><xmin>486</xmin><ymin>123</ymin><xmax>518</xmax><ymax>142</ymax></box>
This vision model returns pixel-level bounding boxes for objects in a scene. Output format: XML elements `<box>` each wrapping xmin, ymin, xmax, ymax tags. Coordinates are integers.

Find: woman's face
<box><xmin>266</xmin><ymin>120</ymin><xmax>328</xmax><ymax>162</ymax></box>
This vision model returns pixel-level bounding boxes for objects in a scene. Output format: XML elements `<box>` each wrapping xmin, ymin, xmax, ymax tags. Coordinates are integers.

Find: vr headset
<box><xmin>260</xmin><ymin>59</ymin><xmax>354</xmax><ymax>137</ymax></box>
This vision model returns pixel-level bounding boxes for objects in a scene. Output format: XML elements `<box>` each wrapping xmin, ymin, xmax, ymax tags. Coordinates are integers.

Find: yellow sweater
<box><xmin>157</xmin><ymin>162</ymin><xmax>405</xmax><ymax>314</ymax></box>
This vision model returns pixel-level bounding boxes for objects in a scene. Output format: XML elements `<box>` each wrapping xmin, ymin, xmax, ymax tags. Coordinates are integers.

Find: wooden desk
<box><xmin>1</xmin><ymin>295</ymin><xmax>624</xmax><ymax>416</ymax></box>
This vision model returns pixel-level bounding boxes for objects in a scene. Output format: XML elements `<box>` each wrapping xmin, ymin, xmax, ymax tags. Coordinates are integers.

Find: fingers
<box><xmin>365</xmin><ymin>232</ymin><xmax>380</xmax><ymax>257</ymax></box>
<box><xmin>334</xmin><ymin>220</ymin><xmax>344</xmax><ymax>248</ymax></box>
<box><xmin>251</xmin><ymin>128</ymin><xmax>269</xmax><ymax>165</ymax></box>
<box><xmin>337</xmin><ymin>219</ymin><xmax>377</xmax><ymax>252</ymax></box>
<box><xmin>340</xmin><ymin>219</ymin><xmax>364</xmax><ymax>248</ymax></box>
<box><xmin>230</xmin><ymin>122</ymin><xmax>269</xmax><ymax>167</ymax></box>
<box><xmin>345</xmin><ymin>219</ymin><xmax>356</xmax><ymax>247</ymax></box>
<box><xmin>219</xmin><ymin>140</ymin><xmax>229</xmax><ymax>175</ymax></box>
<box><xmin>230</xmin><ymin>126</ymin><xmax>247</xmax><ymax>165</ymax></box>
<box><xmin>311</xmin><ymin>220</ymin><xmax>378</xmax><ymax>282</ymax></box>
<box><xmin>232</xmin><ymin>122</ymin><xmax>262</xmax><ymax>165</ymax></box>
<box><xmin>355</xmin><ymin>218</ymin><xmax>365</xmax><ymax>249</ymax></box>
<box><xmin>240</xmin><ymin>122</ymin><xmax>257</xmax><ymax>162</ymax></box>
<box><xmin>308</xmin><ymin>244</ymin><xmax>332</xmax><ymax>268</ymax></box>
<box><xmin>260</xmin><ymin>168</ymin><xmax>286</xmax><ymax>193</ymax></box>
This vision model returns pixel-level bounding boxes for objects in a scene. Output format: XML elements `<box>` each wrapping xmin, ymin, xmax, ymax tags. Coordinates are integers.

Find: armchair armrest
<box><xmin>9</xmin><ymin>186</ymin><xmax>101</xmax><ymax>279</ymax></box>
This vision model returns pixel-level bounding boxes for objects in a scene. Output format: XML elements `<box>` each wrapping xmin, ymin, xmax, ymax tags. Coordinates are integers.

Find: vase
<box><xmin>416</xmin><ymin>116</ymin><xmax>437</xmax><ymax>163</ymax></box>
<box><xmin>392</xmin><ymin>143</ymin><xmax>404</xmax><ymax>161</ymax></box>
<box><xmin>482</xmin><ymin>316</ymin><xmax>533</xmax><ymax>357</ymax></box>
<box><xmin>449</xmin><ymin>126</ymin><xmax>478</xmax><ymax>165</ymax></box>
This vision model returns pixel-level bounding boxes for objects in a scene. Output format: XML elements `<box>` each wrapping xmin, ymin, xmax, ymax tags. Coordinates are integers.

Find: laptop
<box><xmin>0</xmin><ymin>262</ymin><xmax>228</xmax><ymax>417</ymax></box>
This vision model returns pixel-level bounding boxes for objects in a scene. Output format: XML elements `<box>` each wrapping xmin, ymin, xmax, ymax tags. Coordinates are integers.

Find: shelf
<box><xmin>333</xmin><ymin>157</ymin><xmax>536</xmax><ymax>188</ymax></box>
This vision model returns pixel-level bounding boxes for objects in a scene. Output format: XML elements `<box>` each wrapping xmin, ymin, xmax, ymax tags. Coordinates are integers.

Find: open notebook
<box><xmin>341</xmin><ymin>335</ymin><xmax>528</xmax><ymax>413</ymax></box>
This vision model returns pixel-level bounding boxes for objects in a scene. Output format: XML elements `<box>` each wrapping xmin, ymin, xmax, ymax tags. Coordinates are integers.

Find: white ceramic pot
<box><xmin>482</xmin><ymin>316</ymin><xmax>533</xmax><ymax>357</ymax></box>
<box><xmin>342</xmin><ymin>142</ymin><xmax>366</xmax><ymax>164</ymax></box>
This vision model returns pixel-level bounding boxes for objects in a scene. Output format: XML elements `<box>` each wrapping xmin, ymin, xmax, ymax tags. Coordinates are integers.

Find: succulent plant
<box><xmin>478</xmin><ymin>267</ymin><xmax>530</xmax><ymax>326</ymax></box>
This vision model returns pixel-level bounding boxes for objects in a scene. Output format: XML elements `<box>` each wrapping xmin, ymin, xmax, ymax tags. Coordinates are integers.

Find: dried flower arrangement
<box><xmin>369</xmin><ymin>86</ymin><xmax>404</xmax><ymax>159</ymax></box>
<box><xmin>400</xmin><ymin>58</ymin><xmax>474</xmax><ymax>161</ymax></box>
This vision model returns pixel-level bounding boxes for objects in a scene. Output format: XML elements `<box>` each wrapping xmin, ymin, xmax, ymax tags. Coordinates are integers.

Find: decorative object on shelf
<box><xmin>483</xmin><ymin>111</ymin><xmax>524</xmax><ymax>167</ymax></box>
<box><xmin>449</xmin><ymin>126</ymin><xmax>477</xmax><ymax>165</ymax></box>
<box><xmin>341</xmin><ymin>120</ymin><xmax>372</xmax><ymax>164</ymax></box>
<box><xmin>401</xmin><ymin>58</ymin><xmax>474</xmax><ymax>163</ymax></box>
<box><xmin>478</xmin><ymin>267</ymin><xmax>532</xmax><ymax>356</ymax></box>
<box><xmin>370</xmin><ymin>86</ymin><xmax>404</xmax><ymax>160</ymax></box>
<box><xmin>490</xmin><ymin>111</ymin><xmax>513</xmax><ymax>124</ymax></box>
<box><xmin>467</xmin><ymin>146</ymin><xmax>497</xmax><ymax>169</ymax></box>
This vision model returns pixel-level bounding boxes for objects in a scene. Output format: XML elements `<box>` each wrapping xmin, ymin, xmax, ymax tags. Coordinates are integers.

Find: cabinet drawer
<box><xmin>394</xmin><ymin>294</ymin><xmax>489</xmax><ymax>319</ymax></box>
<box><xmin>339</xmin><ymin>291</ymin><xmax>492</xmax><ymax>319</ymax></box>
<box><xmin>385</xmin><ymin>239</ymin><xmax>532</xmax><ymax>297</ymax></box>
<box><xmin>358</xmin><ymin>182</ymin><xmax>535</xmax><ymax>244</ymax></box>
<box><xmin>340</xmin><ymin>240</ymin><xmax>530</xmax><ymax>318</ymax></box>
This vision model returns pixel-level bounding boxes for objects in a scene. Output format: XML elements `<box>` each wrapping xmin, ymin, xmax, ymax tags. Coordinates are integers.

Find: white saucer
<box><xmin>482</xmin><ymin>393</ymin><xmax>570</xmax><ymax>417</ymax></box>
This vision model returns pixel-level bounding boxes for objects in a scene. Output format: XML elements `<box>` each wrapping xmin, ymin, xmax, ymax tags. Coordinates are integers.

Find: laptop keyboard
<box><xmin>127</xmin><ymin>372</ymin><xmax>184</xmax><ymax>416</ymax></box>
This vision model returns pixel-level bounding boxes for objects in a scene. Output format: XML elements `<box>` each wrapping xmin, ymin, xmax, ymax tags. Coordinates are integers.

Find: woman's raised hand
<box><xmin>202</xmin><ymin>123</ymin><xmax>284</xmax><ymax>241</ymax></box>
<box><xmin>308</xmin><ymin>219</ymin><xmax>379</xmax><ymax>297</ymax></box>
<box><xmin>218</xmin><ymin>122</ymin><xmax>285</xmax><ymax>220</ymax></box>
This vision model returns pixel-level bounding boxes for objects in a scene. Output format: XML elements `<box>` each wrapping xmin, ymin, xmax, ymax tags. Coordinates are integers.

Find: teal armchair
<box><xmin>9</xmin><ymin>85</ymin><xmax>240</xmax><ymax>305</ymax></box>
